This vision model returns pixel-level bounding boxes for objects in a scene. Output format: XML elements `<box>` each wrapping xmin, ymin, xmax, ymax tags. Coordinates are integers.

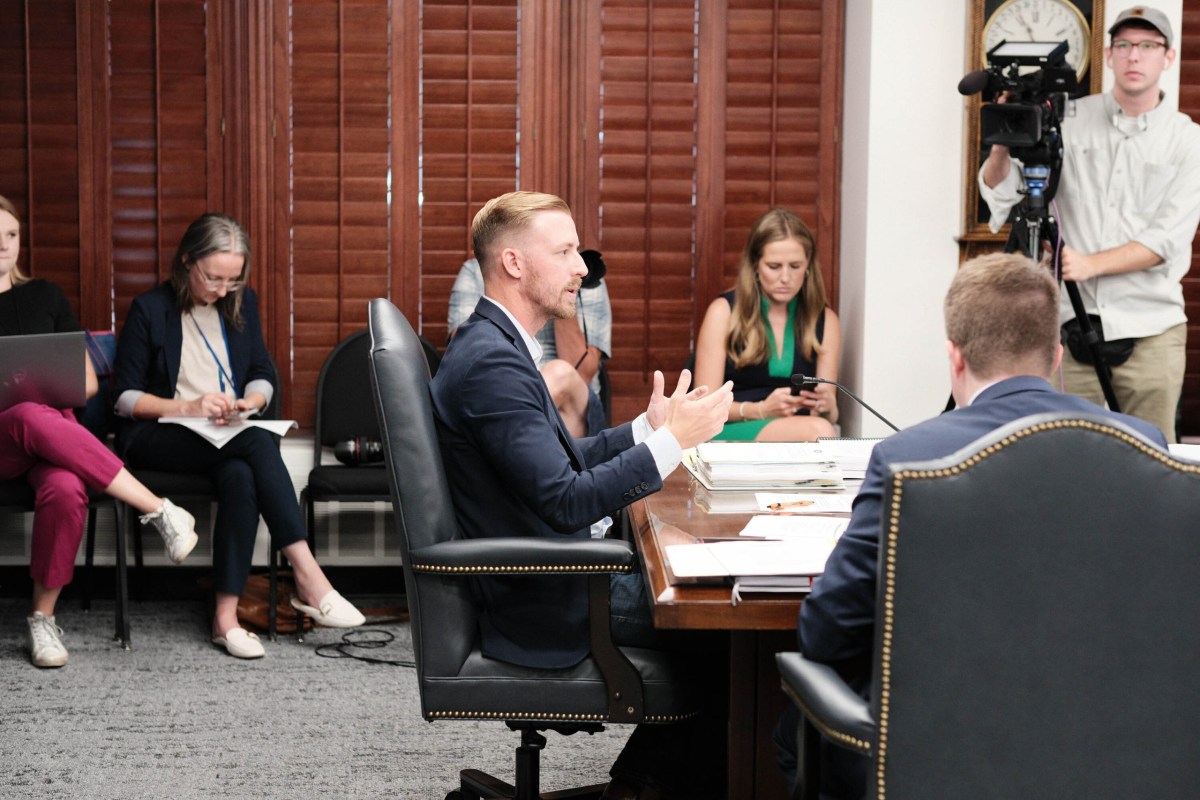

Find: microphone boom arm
<box><xmin>792</xmin><ymin>374</ymin><xmax>900</xmax><ymax>433</ymax></box>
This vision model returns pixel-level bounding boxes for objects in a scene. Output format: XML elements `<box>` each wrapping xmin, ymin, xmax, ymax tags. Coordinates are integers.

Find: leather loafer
<box><xmin>212</xmin><ymin>627</ymin><xmax>265</xmax><ymax>659</ymax></box>
<box><xmin>290</xmin><ymin>590</ymin><xmax>365</xmax><ymax>628</ymax></box>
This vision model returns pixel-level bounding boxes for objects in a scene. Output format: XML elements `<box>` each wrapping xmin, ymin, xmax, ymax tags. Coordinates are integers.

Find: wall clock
<box><xmin>982</xmin><ymin>0</ymin><xmax>1092</xmax><ymax>82</ymax></box>
<box><xmin>960</xmin><ymin>0</ymin><xmax>1105</xmax><ymax>252</ymax></box>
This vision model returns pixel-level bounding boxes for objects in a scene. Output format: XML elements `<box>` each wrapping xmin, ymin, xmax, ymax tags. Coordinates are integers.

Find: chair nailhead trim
<box><xmin>412</xmin><ymin>563</ymin><xmax>633</xmax><ymax>575</ymax></box>
<box><xmin>874</xmin><ymin>419</ymin><xmax>1194</xmax><ymax>798</ymax></box>
<box><xmin>427</xmin><ymin>710</ymin><xmax>698</xmax><ymax>723</ymax></box>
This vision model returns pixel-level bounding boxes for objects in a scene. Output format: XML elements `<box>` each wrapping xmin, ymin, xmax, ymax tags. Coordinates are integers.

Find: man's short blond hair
<box><xmin>471</xmin><ymin>191</ymin><xmax>572</xmax><ymax>273</ymax></box>
<box><xmin>944</xmin><ymin>253</ymin><xmax>1060</xmax><ymax>378</ymax></box>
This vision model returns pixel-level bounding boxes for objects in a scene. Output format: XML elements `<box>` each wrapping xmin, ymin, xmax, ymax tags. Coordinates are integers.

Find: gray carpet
<box><xmin>0</xmin><ymin>598</ymin><xmax>626</xmax><ymax>799</ymax></box>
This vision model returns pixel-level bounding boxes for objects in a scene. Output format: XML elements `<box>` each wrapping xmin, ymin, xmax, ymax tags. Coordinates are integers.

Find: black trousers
<box><xmin>126</xmin><ymin>425</ymin><xmax>306</xmax><ymax>595</ymax></box>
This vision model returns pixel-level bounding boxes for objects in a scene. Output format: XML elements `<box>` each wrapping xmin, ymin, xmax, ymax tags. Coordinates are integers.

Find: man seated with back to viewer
<box><xmin>430</xmin><ymin>190</ymin><xmax>734</xmax><ymax>799</ymax></box>
<box><xmin>780</xmin><ymin>253</ymin><xmax>1167</xmax><ymax>799</ymax></box>
<box><xmin>448</xmin><ymin>249</ymin><xmax>611</xmax><ymax>438</ymax></box>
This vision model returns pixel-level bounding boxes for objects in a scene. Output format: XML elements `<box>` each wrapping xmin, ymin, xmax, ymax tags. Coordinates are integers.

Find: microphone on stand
<box><xmin>791</xmin><ymin>374</ymin><xmax>900</xmax><ymax>433</ymax></box>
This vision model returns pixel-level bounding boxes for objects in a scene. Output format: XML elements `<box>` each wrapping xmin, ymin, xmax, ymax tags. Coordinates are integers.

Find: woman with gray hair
<box><xmin>112</xmin><ymin>213</ymin><xmax>363</xmax><ymax>659</ymax></box>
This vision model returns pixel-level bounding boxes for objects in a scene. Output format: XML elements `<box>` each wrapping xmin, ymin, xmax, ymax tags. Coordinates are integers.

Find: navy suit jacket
<box><xmin>431</xmin><ymin>298</ymin><xmax>662</xmax><ymax>668</ymax></box>
<box><xmin>799</xmin><ymin>376</ymin><xmax>1167</xmax><ymax>682</ymax></box>
<box><xmin>111</xmin><ymin>283</ymin><xmax>274</xmax><ymax>458</ymax></box>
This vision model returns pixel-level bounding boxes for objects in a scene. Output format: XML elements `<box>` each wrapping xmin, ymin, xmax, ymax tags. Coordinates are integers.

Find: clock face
<box><xmin>983</xmin><ymin>0</ymin><xmax>1092</xmax><ymax>81</ymax></box>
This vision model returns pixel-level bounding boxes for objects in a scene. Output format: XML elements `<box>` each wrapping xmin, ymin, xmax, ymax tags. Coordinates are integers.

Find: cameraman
<box><xmin>979</xmin><ymin>6</ymin><xmax>1200</xmax><ymax>442</ymax></box>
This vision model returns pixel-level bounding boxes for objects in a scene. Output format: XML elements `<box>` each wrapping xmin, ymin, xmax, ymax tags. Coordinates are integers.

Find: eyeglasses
<box><xmin>193</xmin><ymin>263</ymin><xmax>245</xmax><ymax>292</ymax></box>
<box><xmin>1111</xmin><ymin>40</ymin><xmax>1167</xmax><ymax>56</ymax></box>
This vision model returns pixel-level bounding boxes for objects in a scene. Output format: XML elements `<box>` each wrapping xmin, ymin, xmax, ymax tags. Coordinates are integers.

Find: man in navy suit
<box><xmin>785</xmin><ymin>253</ymin><xmax>1168</xmax><ymax>799</ymax></box>
<box><xmin>431</xmin><ymin>190</ymin><xmax>733</xmax><ymax>798</ymax></box>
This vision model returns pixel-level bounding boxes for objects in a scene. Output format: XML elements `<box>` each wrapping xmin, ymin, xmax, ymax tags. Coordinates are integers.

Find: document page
<box><xmin>159</xmin><ymin>417</ymin><xmax>298</xmax><ymax>448</ymax></box>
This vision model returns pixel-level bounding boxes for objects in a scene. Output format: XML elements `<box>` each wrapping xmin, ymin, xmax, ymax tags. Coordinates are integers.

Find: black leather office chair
<box><xmin>123</xmin><ymin>354</ymin><xmax>300</xmax><ymax>641</ymax></box>
<box><xmin>367</xmin><ymin>298</ymin><xmax>701</xmax><ymax>800</ymax></box>
<box><xmin>777</xmin><ymin>412</ymin><xmax>1200</xmax><ymax>800</ymax></box>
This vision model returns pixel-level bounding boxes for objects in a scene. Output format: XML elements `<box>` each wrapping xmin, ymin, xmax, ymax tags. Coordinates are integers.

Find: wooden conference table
<box><xmin>629</xmin><ymin>468</ymin><xmax>814</xmax><ymax>800</ymax></box>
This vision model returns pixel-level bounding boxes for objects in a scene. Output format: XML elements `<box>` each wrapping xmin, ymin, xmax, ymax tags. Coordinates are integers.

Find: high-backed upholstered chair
<box><xmin>777</xmin><ymin>412</ymin><xmax>1200</xmax><ymax>800</ymax></box>
<box><xmin>367</xmin><ymin>298</ymin><xmax>700</xmax><ymax>799</ymax></box>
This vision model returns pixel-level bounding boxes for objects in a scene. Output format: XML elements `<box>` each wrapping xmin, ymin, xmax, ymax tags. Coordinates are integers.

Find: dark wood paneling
<box><xmin>596</xmin><ymin>0</ymin><xmax>843</xmax><ymax>423</ymax></box>
<box><xmin>1179</xmin><ymin>2</ymin><xmax>1200</xmax><ymax>435</ymax></box>
<box><xmin>7</xmin><ymin>0</ymin><xmax>844</xmax><ymax>432</ymax></box>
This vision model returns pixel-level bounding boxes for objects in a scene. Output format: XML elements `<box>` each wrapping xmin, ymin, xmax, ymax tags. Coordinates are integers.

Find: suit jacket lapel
<box><xmin>164</xmin><ymin>288</ymin><xmax>184</xmax><ymax>393</ymax></box>
<box><xmin>474</xmin><ymin>300</ymin><xmax>587</xmax><ymax>470</ymax></box>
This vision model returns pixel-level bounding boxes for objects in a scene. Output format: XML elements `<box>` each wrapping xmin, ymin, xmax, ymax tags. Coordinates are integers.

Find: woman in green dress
<box><xmin>693</xmin><ymin>208</ymin><xmax>841</xmax><ymax>441</ymax></box>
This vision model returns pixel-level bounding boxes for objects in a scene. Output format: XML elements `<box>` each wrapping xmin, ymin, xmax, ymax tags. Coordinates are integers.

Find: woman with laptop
<box><xmin>111</xmin><ymin>212</ymin><xmax>365</xmax><ymax>659</ymax></box>
<box><xmin>0</xmin><ymin>194</ymin><xmax>199</xmax><ymax>669</ymax></box>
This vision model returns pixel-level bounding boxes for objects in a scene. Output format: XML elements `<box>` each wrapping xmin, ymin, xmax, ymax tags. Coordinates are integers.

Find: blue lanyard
<box><xmin>190</xmin><ymin>313</ymin><xmax>237</xmax><ymax>394</ymax></box>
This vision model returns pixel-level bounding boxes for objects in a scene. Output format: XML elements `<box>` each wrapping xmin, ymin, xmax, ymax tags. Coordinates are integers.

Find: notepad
<box><xmin>159</xmin><ymin>416</ymin><xmax>298</xmax><ymax>448</ymax></box>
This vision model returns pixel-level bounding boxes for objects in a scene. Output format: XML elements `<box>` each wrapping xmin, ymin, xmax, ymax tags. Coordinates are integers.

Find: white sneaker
<box><xmin>27</xmin><ymin>612</ymin><xmax>68</xmax><ymax>668</ymax></box>
<box><xmin>140</xmin><ymin>499</ymin><xmax>198</xmax><ymax>563</ymax></box>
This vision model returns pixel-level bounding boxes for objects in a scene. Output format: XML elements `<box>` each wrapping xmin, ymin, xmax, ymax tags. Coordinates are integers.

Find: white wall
<box><xmin>837</xmin><ymin>0</ymin><xmax>967</xmax><ymax>436</ymax></box>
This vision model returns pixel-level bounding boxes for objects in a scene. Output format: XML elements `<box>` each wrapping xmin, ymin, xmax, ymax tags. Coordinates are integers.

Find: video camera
<box><xmin>959</xmin><ymin>40</ymin><xmax>1076</xmax><ymax>167</ymax></box>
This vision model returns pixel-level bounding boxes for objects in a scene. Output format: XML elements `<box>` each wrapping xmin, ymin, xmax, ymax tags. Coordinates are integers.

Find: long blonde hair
<box><xmin>727</xmin><ymin>208</ymin><xmax>826</xmax><ymax>369</ymax></box>
<box><xmin>0</xmin><ymin>195</ymin><xmax>29</xmax><ymax>285</ymax></box>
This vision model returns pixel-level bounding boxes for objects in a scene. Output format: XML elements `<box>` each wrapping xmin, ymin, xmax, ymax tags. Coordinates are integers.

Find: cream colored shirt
<box><xmin>980</xmin><ymin>92</ymin><xmax>1200</xmax><ymax>340</ymax></box>
<box><xmin>176</xmin><ymin>303</ymin><xmax>236</xmax><ymax>403</ymax></box>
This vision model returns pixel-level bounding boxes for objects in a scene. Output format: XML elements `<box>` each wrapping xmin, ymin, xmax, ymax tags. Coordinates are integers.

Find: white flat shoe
<box><xmin>212</xmin><ymin>628</ymin><xmax>265</xmax><ymax>659</ymax></box>
<box><xmin>290</xmin><ymin>590</ymin><xmax>365</xmax><ymax>628</ymax></box>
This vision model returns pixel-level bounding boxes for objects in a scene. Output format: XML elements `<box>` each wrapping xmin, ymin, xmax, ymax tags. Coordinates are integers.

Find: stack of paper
<box><xmin>694</xmin><ymin>487</ymin><xmax>761</xmax><ymax>514</ymax></box>
<box><xmin>811</xmin><ymin>438</ymin><xmax>884</xmax><ymax>479</ymax></box>
<box><xmin>666</xmin><ymin>516</ymin><xmax>847</xmax><ymax>580</ymax></box>
<box><xmin>689</xmin><ymin>442</ymin><xmax>844</xmax><ymax>490</ymax></box>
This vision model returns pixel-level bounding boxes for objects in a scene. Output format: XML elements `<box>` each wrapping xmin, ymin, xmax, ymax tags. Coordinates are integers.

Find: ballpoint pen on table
<box><xmin>767</xmin><ymin>500</ymin><xmax>815</xmax><ymax>512</ymax></box>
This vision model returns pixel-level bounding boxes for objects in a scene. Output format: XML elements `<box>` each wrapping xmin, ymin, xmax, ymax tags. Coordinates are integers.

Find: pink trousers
<box><xmin>0</xmin><ymin>402</ymin><xmax>124</xmax><ymax>589</ymax></box>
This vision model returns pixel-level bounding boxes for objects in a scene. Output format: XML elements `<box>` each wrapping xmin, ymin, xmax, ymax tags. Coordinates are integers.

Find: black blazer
<box><xmin>111</xmin><ymin>283</ymin><xmax>273</xmax><ymax>457</ymax></box>
<box><xmin>430</xmin><ymin>298</ymin><xmax>662</xmax><ymax>669</ymax></box>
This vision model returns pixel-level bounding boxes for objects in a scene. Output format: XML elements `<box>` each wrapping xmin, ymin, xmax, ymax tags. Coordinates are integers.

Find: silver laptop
<box><xmin>0</xmin><ymin>331</ymin><xmax>88</xmax><ymax>411</ymax></box>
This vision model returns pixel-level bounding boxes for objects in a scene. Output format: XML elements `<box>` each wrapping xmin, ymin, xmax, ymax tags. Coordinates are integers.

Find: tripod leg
<box><xmin>1005</xmin><ymin>211</ymin><xmax>1121</xmax><ymax>413</ymax></box>
<box><xmin>1062</xmin><ymin>280</ymin><xmax>1121</xmax><ymax>412</ymax></box>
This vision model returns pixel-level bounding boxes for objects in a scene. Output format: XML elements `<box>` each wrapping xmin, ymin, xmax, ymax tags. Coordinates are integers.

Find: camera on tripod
<box><xmin>961</xmin><ymin>40</ymin><xmax>1076</xmax><ymax>166</ymax></box>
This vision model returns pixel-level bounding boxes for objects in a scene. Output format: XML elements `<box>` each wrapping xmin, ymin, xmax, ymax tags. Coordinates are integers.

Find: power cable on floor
<box><xmin>314</xmin><ymin>628</ymin><xmax>416</xmax><ymax>667</ymax></box>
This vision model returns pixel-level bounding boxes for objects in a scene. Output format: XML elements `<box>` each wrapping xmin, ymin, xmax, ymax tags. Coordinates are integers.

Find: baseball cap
<box><xmin>1109</xmin><ymin>6</ymin><xmax>1173</xmax><ymax>48</ymax></box>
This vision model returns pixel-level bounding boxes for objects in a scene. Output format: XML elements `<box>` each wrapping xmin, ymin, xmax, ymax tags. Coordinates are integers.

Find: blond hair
<box><xmin>471</xmin><ymin>191</ymin><xmax>572</xmax><ymax>273</ymax></box>
<box><xmin>0</xmin><ymin>194</ymin><xmax>28</xmax><ymax>285</ymax></box>
<box><xmin>944</xmin><ymin>253</ymin><xmax>1059</xmax><ymax>378</ymax></box>
<box><xmin>727</xmin><ymin>208</ymin><xmax>826</xmax><ymax>369</ymax></box>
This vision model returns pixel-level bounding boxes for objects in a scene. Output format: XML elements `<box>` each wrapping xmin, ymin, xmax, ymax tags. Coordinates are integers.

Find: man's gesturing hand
<box><xmin>656</xmin><ymin>369</ymin><xmax>733</xmax><ymax>450</ymax></box>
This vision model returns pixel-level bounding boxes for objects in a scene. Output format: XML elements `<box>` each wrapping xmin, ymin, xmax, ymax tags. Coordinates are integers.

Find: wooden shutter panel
<box><xmin>289</xmin><ymin>0</ymin><xmax>394</xmax><ymax>425</ymax></box>
<box><xmin>1178</xmin><ymin>6</ymin><xmax>1200</xmax><ymax>434</ymax></box>
<box><xmin>598</xmin><ymin>0</ymin><xmax>702</xmax><ymax>420</ymax></box>
<box><xmin>420</xmin><ymin>0</ymin><xmax>521</xmax><ymax>348</ymax></box>
<box><xmin>594</xmin><ymin>0</ymin><xmax>841</xmax><ymax>422</ymax></box>
<box><xmin>5</xmin><ymin>1</ymin><xmax>83</xmax><ymax>309</ymax></box>
<box><xmin>109</xmin><ymin>0</ymin><xmax>213</xmax><ymax>321</ymax></box>
<box><xmin>723</xmin><ymin>0</ymin><xmax>833</xmax><ymax>288</ymax></box>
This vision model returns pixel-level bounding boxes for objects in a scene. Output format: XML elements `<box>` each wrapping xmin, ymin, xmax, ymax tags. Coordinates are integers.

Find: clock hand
<box><xmin>1016</xmin><ymin>11</ymin><xmax>1036</xmax><ymax>40</ymax></box>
